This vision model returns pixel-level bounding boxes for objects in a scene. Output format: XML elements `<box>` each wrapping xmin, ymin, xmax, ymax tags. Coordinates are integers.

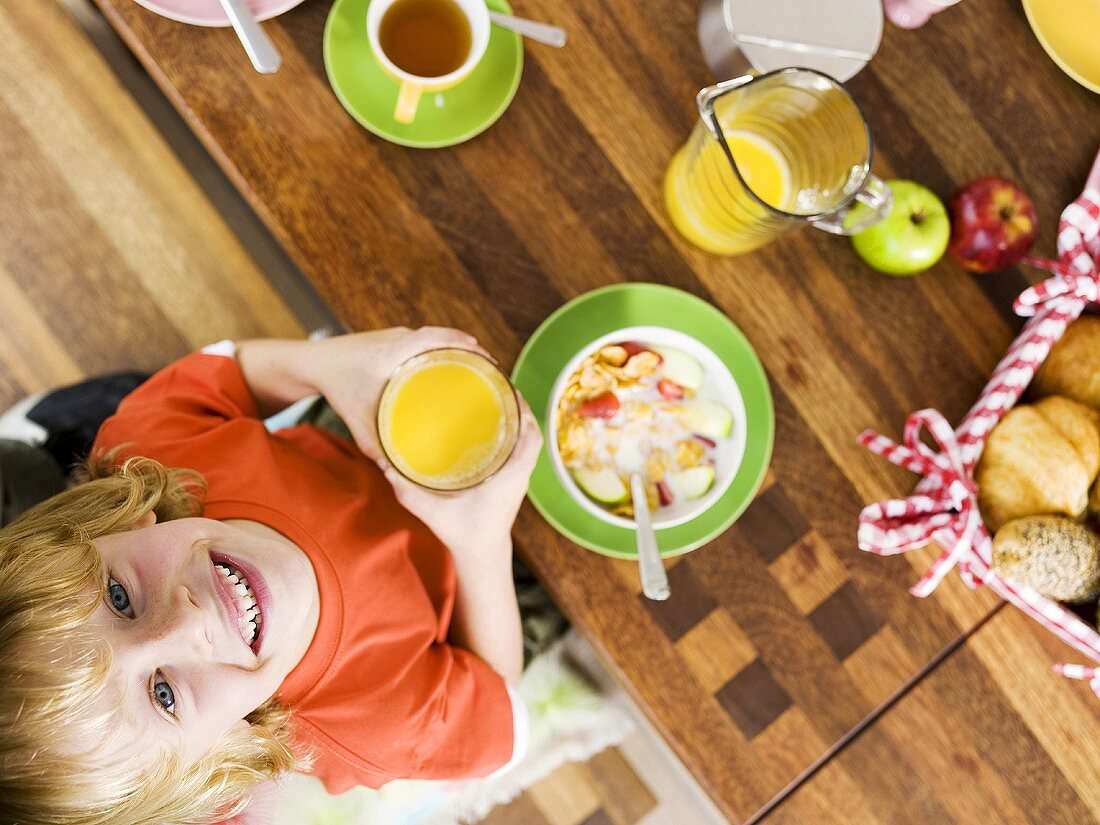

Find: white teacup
<box><xmin>367</xmin><ymin>0</ymin><xmax>491</xmax><ymax>124</ymax></box>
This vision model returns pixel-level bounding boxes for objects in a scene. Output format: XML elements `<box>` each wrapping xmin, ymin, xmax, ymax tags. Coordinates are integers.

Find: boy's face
<box><xmin>84</xmin><ymin>516</ymin><xmax>320</xmax><ymax>767</ymax></box>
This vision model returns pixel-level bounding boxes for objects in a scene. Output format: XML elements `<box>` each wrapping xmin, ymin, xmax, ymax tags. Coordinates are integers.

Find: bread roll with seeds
<box><xmin>992</xmin><ymin>515</ymin><xmax>1100</xmax><ymax>603</ymax></box>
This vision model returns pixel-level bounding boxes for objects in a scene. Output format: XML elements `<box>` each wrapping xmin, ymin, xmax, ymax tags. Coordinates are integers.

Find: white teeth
<box><xmin>215</xmin><ymin>562</ymin><xmax>262</xmax><ymax>647</ymax></box>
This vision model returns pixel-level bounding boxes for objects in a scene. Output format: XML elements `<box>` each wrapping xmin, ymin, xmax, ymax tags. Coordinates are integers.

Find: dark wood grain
<box><xmin>767</xmin><ymin>608</ymin><xmax>1100</xmax><ymax>824</ymax></box>
<box><xmin>89</xmin><ymin>0</ymin><xmax>1100</xmax><ymax>819</ymax></box>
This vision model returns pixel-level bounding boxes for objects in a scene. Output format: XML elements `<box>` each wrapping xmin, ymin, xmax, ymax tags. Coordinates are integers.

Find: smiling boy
<box><xmin>0</xmin><ymin>327</ymin><xmax>539</xmax><ymax>824</ymax></box>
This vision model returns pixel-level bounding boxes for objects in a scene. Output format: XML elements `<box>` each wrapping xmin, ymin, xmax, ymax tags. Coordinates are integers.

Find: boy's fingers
<box><xmin>351</xmin><ymin>425</ymin><xmax>384</xmax><ymax>462</ymax></box>
<box><xmin>502</xmin><ymin>403</ymin><xmax>543</xmax><ymax>477</ymax></box>
<box><xmin>381</xmin><ymin>464</ymin><xmax>417</xmax><ymax>503</ymax></box>
<box><xmin>416</xmin><ymin>326</ymin><xmax>479</xmax><ymax>349</ymax></box>
<box><xmin>518</xmin><ymin>397</ymin><xmax>542</xmax><ymax>445</ymax></box>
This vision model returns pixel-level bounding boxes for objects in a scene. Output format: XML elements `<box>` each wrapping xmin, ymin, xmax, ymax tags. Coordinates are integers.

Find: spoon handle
<box><xmin>631</xmin><ymin>474</ymin><xmax>670</xmax><ymax>601</ymax></box>
<box><xmin>489</xmin><ymin>11</ymin><xmax>567</xmax><ymax>48</ymax></box>
<box><xmin>218</xmin><ymin>0</ymin><xmax>282</xmax><ymax>74</ymax></box>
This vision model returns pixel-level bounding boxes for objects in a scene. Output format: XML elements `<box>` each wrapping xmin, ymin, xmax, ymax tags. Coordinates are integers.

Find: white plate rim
<box><xmin>546</xmin><ymin>325</ymin><xmax>747</xmax><ymax>531</ymax></box>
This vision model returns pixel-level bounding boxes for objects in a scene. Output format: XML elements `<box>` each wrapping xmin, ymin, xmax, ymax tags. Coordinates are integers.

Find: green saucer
<box><xmin>323</xmin><ymin>0</ymin><xmax>523</xmax><ymax>149</ymax></box>
<box><xmin>512</xmin><ymin>284</ymin><xmax>774</xmax><ymax>559</ymax></box>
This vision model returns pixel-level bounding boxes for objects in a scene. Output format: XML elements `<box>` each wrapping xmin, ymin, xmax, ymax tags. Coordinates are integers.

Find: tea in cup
<box><xmin>377</xmin><ymin>348</ymin><xmax>520</xmax><ymax>490</ymax></box>
<box><xmin>367</xmin><ymin>0</ymin><xmax>490</xmax><ymax>124</ymax></box>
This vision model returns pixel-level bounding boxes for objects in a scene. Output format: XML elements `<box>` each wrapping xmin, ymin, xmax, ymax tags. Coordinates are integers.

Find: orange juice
<box><xmin>665</xmin><ymin>131</ymin><xmax>791</xmax><ymax>255</ymax></box>
<box><xmin>378</xmin><ymin>349</ymin><xmax>519</xmax><ymax>489</ymax></box>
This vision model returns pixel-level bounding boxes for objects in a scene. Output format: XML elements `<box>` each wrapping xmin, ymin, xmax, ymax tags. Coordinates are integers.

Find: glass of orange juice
<box><xmin>665</xmin><ymin>67</ymin><xmax>893</xmax><ymax>255</ymax></box>
<box><xmin>377</xmin><ymin>348</ymin><xmax>520</xmax><ymax>490</ymax></box>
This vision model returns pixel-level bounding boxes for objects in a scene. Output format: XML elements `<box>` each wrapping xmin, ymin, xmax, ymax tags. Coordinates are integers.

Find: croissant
<box><xmin>1033</xmin><ymin>316</ymin><xmax>1100</xmax><ymax>409</ymax></box>
<box><xmin>1033</xmin><ymin>396</ymin><xmax>1100</xmax><ymax>478</ymax></box>
<box><xmin>976</xmin><ymin>397</ymin><xmax>1100</xmax><ymax>531</ymax></box>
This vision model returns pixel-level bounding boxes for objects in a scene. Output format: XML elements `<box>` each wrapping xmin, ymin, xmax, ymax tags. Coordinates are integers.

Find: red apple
<box><xmin>947</xmin><ymin>176</ymin><xmax>1038</xmax><ymax>273</ymax></box>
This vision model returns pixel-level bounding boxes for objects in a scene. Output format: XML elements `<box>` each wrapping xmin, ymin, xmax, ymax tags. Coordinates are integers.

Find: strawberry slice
<box><xmin>577</xmin><ymin>391</ymin><xmax>620</xmax><ymax>419</ymax></box>
<box><xmin>657</xmin><ymin>379</ymin><xmax>684</xmax><ymax>400</ymax></box>
<box><xmin>617</xmin><ymin>341</ymin><xmax>663</xmax><ymax>363</ymax></box>
<box><xmin>657</xmin><ymin>481</ymin><xmax>673</xmax><ymax>507</ymax></box>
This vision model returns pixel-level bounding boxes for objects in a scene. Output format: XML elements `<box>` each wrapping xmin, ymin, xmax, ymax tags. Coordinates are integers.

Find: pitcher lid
<box><xmin>723</xmin><ymin>0</ymin><xmax>883</xmax><ymax>82</ymax></box>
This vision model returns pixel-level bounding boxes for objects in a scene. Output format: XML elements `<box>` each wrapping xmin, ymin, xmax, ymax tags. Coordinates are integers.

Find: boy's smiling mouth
<box><xmin>209</xmin><ymin>552</ymin><xmax>268</xmax><ymax>655</ymax></box>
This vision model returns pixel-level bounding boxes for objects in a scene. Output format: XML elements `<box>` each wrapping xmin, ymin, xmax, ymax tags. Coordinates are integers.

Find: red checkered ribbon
<box><xmin>857</xmin><ymin>410</ymin><xmax>983</xmax><ymax>598</ymax></box>
<box><xmin>858</xmin><ymin>152</ymin><xmax>1100</xmax><ymax>696</ymax></box>
<box><xmin>1054</xmin><ymin>663</ymin><xmax>1100</xmax><ymax>699</ymax></box>
<box><xmin>1015</xmin><ymin>190</ymin><xmax>1100</xmax><ymax>316</ymax></box>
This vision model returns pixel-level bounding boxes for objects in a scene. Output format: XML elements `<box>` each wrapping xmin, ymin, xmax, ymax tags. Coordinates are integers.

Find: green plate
<box><xmin>512</xmin><ymin>284</ymin><xmax>774</xmax><ymax>558</ymax></box>
<box><xmin>323</xmin><ymin>0</ymin><xmax>523</xmax><ymax>149</ymax></box>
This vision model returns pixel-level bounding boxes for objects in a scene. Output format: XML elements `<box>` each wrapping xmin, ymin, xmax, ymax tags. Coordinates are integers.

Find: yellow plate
<box><xmin>1023</xmin><ymin>0</ymin><xmax>1100</xmax><ymax>94</ymax></box>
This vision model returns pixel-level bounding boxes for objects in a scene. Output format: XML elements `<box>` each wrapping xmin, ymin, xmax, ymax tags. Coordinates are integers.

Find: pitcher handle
<box><xmin>810</xmin><ymin>174</ymin><xmax>893</xmax><ymax>235</ymax></box>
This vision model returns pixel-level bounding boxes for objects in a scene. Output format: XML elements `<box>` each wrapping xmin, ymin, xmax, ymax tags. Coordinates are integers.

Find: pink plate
<box><xmin>130</xmin><ymin>0</ymin><xmax>308</xmax><ymax>27</ymax></box>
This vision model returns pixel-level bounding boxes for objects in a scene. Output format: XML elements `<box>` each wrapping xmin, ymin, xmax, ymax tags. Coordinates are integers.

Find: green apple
<box><xmin>673</xmin><ymin>402</ymin><xmax>733</xmax><ymax>439</ymax></box>
<box><xmin>653</xmin><ymin>346</ymin><xmax>703</xmax><ymax>390</ymax></box>
<box><xmin>849</xmin><ymin>179</ymin><xmax>949</xmax><ymax>276</ymax></box>
<box><xmin>665</xmin><ymin>466</ymin><xmax>716</xmax><ymax>500</ymax></box>
<box><xmin>572</xmin><ymin>467</ymin><xmax>629</xmax><ymax>505</ymax></box>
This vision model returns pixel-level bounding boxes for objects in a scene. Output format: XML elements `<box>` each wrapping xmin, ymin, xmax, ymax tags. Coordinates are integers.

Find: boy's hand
<box><xmin>309</xmin><ymin>326</ymin><xmax>489</xmax><ymax>461</ymax></box>
<box><xmin>378</xmin><ymin>399</ymin><xmax>543</xmax><ymax>558</ymax></box>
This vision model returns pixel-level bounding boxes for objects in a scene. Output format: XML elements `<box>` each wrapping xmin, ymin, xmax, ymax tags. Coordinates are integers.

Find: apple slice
<box><xmin>572</xmin><ymin>467</ymin><xmax>629</xmax><ymax>505</ymax></box>
<box><xmin>664</xmin><ymin>466</ymin><xmax>716</xmax><ymax>500</ymax></box>
<box><xmin>675</xmin><ymin>402</ymin><xmax>733</xmax><ymax>439</ymax></box>
<box><xmin>653</xmin><ymin>346</ymin><xmax>703</xmax><ymax>391</ymax></box>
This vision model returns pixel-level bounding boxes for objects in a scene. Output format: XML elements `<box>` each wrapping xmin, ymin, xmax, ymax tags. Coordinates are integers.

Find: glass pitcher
<box><xmin>664</xmin><ymin>67</ymin><xmax>892</xmax><ymax>255</ymax></box>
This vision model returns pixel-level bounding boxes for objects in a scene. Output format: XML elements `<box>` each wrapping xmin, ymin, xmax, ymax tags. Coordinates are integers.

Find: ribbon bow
<box><xmin>1054</xmin><ymin>663</ymin><xmax>1100</xmax><ymax>700</ymax></box>
<box><xmin>1014</xmin><ymin>191</ymin><xmax>1100</xmax><ymax>317</ymax></box>
<box><xmin>857</xmin><ymin>409</ymin><xmax>983</xmax><ymax>597</ymax></box>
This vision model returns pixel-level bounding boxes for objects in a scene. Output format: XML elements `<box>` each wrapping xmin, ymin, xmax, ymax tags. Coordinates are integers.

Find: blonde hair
<box><xmin>0</xmin><ymin>453</ymin><xmax>309</xmax><ymax>825</ymax></box>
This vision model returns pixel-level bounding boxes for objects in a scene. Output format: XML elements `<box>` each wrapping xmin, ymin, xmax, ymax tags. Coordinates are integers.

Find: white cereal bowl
<box><xmin>547</xmin><ymin>325</ymin><xmax>747</xmax><ymax>530</ymax></box>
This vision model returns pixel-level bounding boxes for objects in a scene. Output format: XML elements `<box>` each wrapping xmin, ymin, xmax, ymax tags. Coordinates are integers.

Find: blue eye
<box><xmin>152</xmin><ymin>674</ymin><xmax>176</xmax><ymax>716</ymax></box>
<box><xmin>107</xmin><ymin>578</ymin><xmax>133</xmax><ymax>618</ymax></box>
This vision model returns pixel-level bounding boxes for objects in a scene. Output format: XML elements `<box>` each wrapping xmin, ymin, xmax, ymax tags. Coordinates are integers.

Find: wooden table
<box><xmin>93</xmin><ymin>0</ymin><xmax>1100</xmax><ymax>820</ymax></box>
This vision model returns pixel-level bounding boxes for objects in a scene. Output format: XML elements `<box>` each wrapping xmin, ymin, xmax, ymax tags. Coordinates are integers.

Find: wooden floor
<box><xmin>0</xmin><ymin>0</ymin><xmax>305</xmax><ymax>402</ymax></box>
<box><xmin>0</xmin><ymin>2</ymin><xmax>659</xmax><ymax>823</ymax></box>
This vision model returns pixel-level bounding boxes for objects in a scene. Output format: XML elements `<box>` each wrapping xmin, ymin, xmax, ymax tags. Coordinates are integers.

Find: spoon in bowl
<box><xmin>630</xmin><ymin>474</ymin><xmax>670</xmax><ymax>601</ymax></box>
<box><xmin>489</xmin><ymin>11</ymin><xmax>567</xmax><ymax>48</ymax></box>
<box><xmin>218</xmin><ymin>0</ymin><xmax>282</xmax><ymax>74</ymax></box>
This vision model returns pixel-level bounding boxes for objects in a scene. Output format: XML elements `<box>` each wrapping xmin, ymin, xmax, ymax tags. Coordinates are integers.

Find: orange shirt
<box><xmin>94</xmin><ymin>348</ymin><xmax>517</xmax><ymax>792</ymax></box>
